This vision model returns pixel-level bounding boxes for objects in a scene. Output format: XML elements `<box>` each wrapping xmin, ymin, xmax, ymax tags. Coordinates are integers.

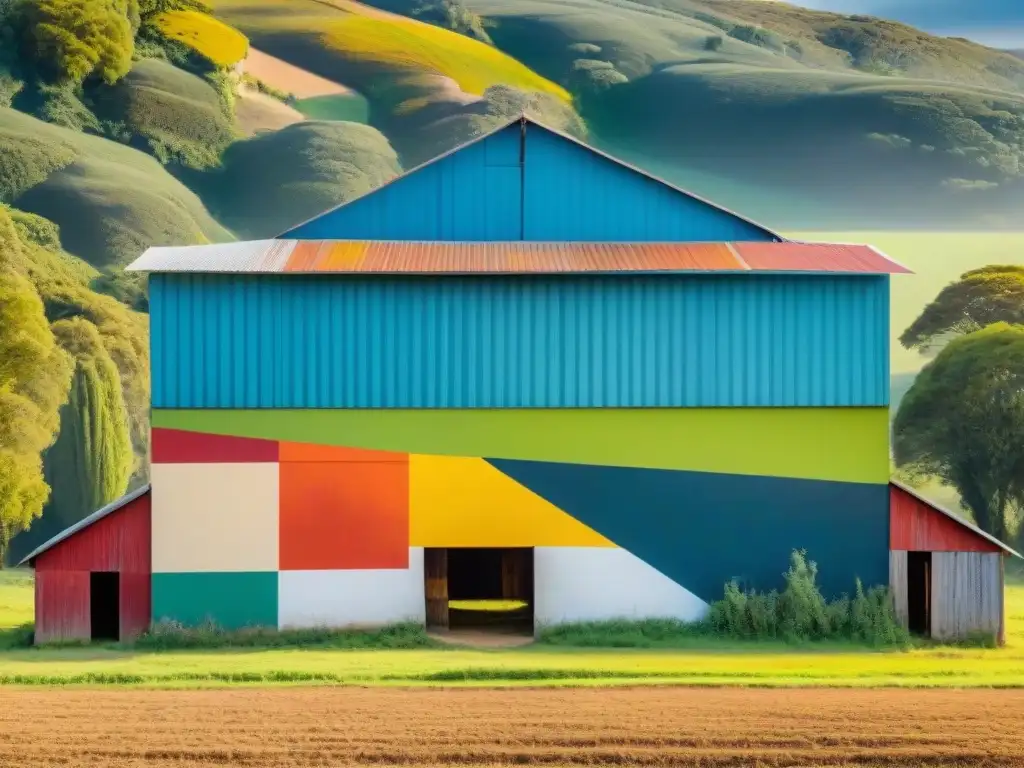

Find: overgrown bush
<box><xmin>708</xmin><ymin>551</ymin><xmax>909</xmax><ymax>645</ymax></box>
<box><xmin>541</xmin><ymin>550</ymin><xmax>911</xmax><ymax>648</ymax></box>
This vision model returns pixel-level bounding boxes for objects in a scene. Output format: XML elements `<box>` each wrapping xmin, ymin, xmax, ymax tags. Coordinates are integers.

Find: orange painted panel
<box><xmin>279</xmin><ymin>461</ymin><xmax>410</xmax><ymax>570</ymax></box>
<box><xmin>279</xmin><ymin>441</ymin><xmax>406</xmax><ymax>463</ymax></box>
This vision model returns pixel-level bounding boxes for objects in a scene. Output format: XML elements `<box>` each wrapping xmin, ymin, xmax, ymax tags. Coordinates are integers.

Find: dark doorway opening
<box><xmin>424</xmin><ymin>548</ymin><xmax>533</xmax><ymax>634</ymax></box>
<box><xmin>90</xmin><ymin>571</ymin><xmax>120</xmax><ymax>642</ymax></box>
<box><xmin>907</xmin><ymin>551</ymin><xmax>932</xmax><ymax>636</ymax></box>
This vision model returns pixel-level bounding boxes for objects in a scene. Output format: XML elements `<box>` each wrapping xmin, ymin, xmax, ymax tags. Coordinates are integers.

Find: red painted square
<box><xmin>279</xmin><ymin>461</ymin><xmax>410</xmax><ymax>570</ymax></box>
<box><xmin>151</xmin><ymin>428</ymin><xmax>278</xmax><ymax>463</ymax></box>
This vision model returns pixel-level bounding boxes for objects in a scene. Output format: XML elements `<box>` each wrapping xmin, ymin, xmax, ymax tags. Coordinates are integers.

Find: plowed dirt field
<box><xmin>2</xmin><ymin>687</ymin><xmax>1022</xmax><ymax>766</ymax></box>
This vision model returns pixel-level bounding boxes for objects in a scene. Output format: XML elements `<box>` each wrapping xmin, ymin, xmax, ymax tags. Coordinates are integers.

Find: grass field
<box><xmin>2</xmin><ymin>569</ymin><xmax>1023</xmax><ymax>687</ymax></box>
<box><xmin>154</xmin><ymin>10</ymin><xmax>250</xmax><ymax>66</ymax></box>
<box><xmin>4</xmin><ymin>687</ymin><xmax>1024</xmax><ymax>766</ymax></box>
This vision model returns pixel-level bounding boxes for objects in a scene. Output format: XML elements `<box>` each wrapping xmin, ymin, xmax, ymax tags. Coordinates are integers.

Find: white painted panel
<box><xmin>534</xmin><ymin>547</ymin><xmax>708</xmax><ymax>627</ymax></box>
<box><xmin>278</xmin><ymin>549</ymin><xmax>426</xmax><ymax>629</ymax></box>
<box><xmin>151</xmin><ymin>462</ymin><xmax>279</xmax><ymax>573</ymax></box>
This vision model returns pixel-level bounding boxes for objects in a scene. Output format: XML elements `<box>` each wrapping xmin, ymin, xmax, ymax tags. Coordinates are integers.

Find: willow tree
<box><xmin>41</xmin><ymin>317</ymin><xmax>133</xmax><ymax>536</ymax></box>
<box><xmin>0</xmin><ymin>207</ymin><xmax>71</xmax><ymax>563</ymax></box>
<box><xmin>893</xmin><ymin>323</ymin><xmax>1024</xmax><ymax>543</ymax></box>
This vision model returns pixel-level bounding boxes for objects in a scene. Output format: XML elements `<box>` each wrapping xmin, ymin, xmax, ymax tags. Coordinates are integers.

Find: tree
<box><xmin>18</xmin><ymin>0</ymin><xmax>135</xmax><ymax>85</ymax></box>
<box><xmin>900</xmin><ymin>265</ymin><xmax>1024</xmax><ymax>354</ymax></box>
<box><xmin>39</xmin><ymin>317</ymin><xmax>133</xmax><ymax>539</ymax></box>
<box><xmin>0</xmin><ymin>207</ymin><xmax>72</xmax><ymax>563</ymax></box>
<box><xmin>893</xmin><ymin>323</ymin><xmax>1024</xmax><ymax>544</ymax></box>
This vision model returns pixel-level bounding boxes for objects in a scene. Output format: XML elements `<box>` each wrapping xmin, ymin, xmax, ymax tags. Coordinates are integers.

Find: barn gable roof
<box><xmin>889</xmin><ymin>480</ymin><xmax>1021</xmax><ymax>558</ymax></box>
<box><xmin>17</xmin><ymin>484</ymin><xmax>151</xmax><ymax>567</ymax></box>
<box><xmin>276</xmin><ymin>113</ymin><xmax>784</xmax><ymax>243</ymax></box>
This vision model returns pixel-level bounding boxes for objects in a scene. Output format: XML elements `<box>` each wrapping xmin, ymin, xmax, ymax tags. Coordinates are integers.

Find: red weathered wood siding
<box><xmin>890</xmin><ymin>484</ymin><xmax>1002</xmax><ymax>553</ymax></box>
<box><xmin>34</xmin><ymin>571</ymin><xmax>90</xmax><ymax>644</ymax></box>
<box><xmin>33</xmin><ymin>491</ymin><xmax>152</xmax><ymax>643</ymax></box>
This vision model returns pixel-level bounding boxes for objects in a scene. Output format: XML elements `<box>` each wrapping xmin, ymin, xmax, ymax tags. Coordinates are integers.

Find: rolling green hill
<box><xmin>204</xmin><ymin>120</ymin><xmax>402</xmax><ymax>236</ymax></box>
<box><xmin>0</xmin><ymin>105</ymin><xmax>231</xmax><ymax>308</ymax></box>
<box><xmin>362</xmin><ymin>0</ymin><xmax>1024</xmax><ymax>229</ymax></box>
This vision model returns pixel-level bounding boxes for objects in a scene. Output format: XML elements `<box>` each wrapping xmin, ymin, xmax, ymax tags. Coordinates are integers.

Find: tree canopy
<box><xmin>13</xmin><ymin>0</ymin><xmax>135</xmax><ymax>85</ymax></box>
<box><xmin>900</xmin><ymin>265</ymin><xmax>1024</xmax><ymax>353</ymax></box>
<box><xmin>0</xmin><ymin>206</ymin><xmax>72</xmax><ymax>561</ymax></box>
<box><xmin>893</xmin><ymin>322</ymin><xmax>1024</xmax><ymax>544</ymax></box>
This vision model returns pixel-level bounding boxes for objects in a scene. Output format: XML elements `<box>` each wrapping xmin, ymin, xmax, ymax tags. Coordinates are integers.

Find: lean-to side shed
<box><xmin>889</xmin><ymin>481</ymin><xmax>1020</xmax><ymax>645</ymax></box>
<box><xmin>18</xmin><ymin>485</ymin><xmax>152</xmax><ymax>644</ymax></box>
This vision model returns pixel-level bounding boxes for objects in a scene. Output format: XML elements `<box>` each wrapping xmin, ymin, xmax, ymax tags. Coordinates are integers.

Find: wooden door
<box><xmin>424</xmin><ymin>548</ymin><xmax>449</xmax><ymax>629</ymax></box>
<box><xmin>501</xmin><ymin>549</ymin><xmax>532</xmax><ymax>602</ymax></box>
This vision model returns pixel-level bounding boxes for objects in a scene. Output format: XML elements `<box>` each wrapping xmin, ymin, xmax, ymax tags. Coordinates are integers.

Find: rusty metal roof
<box><xmin>128</xmin><ymin>240</ymin><xmax>910</xmax><ymax>275</ymax></box>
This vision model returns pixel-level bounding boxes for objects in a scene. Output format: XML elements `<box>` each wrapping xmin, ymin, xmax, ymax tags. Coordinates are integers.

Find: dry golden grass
<box><xmin>155</xmin><ymin>10</ymin><xmax>249</xmax><ymax>66</ymax></box>
<box><xmin>1</xmin><ymin>687</ymin><xmax>1023</xmax><ymax>766</ymax></box>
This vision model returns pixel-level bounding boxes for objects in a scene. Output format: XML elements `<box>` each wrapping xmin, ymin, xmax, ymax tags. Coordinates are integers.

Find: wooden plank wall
<box><xmin>931</xmin><ymin>552</ymin><xmax>1004</xmax><ymax>643</ymax></box>
<box><xmin>889</xmin><ymin>550</ymin><xmax>909</xmax><ymax>630</ymax></box>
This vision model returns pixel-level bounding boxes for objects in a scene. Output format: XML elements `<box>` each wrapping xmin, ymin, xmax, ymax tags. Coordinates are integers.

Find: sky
<box><xmin>794</xmin><ymin>0</ymin><xmax>1024</xmax><ymax>49</ymax></box>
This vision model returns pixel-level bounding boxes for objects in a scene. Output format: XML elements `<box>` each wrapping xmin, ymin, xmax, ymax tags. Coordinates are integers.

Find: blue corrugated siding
<box><xmin>522</xmin><ymin>128</ymin><xmax>771</xmax><ymax>241</ymax></box>
<box><xmin>283</xmin><ymin>125</ymin><xmax>523</xmax><ymax>240</ymax></box>
<box><xmin>150</xmin><ymin>273</ymin><xmax>889</xmax><ymax>409</ymax></box>
<box><xmin>280</xmin><ymin>122</ymin><xmax>775</xmax><ymax>242</ymax></box>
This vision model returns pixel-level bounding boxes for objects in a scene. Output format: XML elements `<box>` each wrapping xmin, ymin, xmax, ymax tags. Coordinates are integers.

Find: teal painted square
<box><xmin>152</xmin><ymin>572</ymin><xmax>278</xmax><ymax>630</ymax></box>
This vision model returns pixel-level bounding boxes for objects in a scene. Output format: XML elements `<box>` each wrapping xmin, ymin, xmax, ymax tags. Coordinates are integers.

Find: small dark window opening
<box><xmin>907</xmin><ymin>551</ymin><xmax>931</xmax><ymax>636</ymax></box>
<box><xmin>90</xmin><ymin>572</ymin><xmax>120</xmax><ymax>642</ymax></box>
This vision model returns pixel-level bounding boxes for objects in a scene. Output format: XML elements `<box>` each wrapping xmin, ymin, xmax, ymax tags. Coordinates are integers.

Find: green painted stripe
<box><xmin>153</xmin><ymin>408</ymin><xmax>889</xmax><ymax>484</ymax></box>
<box><xmin>151</xmin><ymin>572</ymin><xmax>278</xmax><ymax>630</ymax></box>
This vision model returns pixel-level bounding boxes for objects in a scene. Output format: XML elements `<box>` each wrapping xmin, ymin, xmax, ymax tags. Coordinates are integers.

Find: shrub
<box><xmin>545</xmin><ymin>550</ymin><xmax>912</xmax><ymax>648</ymax></box>
<box><xmin>708</xmin><ymin>550</ymin><xmax>910</xmax><ymax>646</ymax></box>
<box><xmin>704</xmin><ymin>35</ymin><xmax>724</xmax><ymax>52</ymax></box>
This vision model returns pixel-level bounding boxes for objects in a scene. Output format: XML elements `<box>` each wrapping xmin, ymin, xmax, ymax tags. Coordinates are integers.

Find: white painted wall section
<box><xmin>534</xmin><ymin>547</ymin><xmax>708</xmax><ymax>627</ymax></box>
<box><xmin>278</xmin><ymin>548</ymin><xmax>426</xmax><ymax>629</ymax></box>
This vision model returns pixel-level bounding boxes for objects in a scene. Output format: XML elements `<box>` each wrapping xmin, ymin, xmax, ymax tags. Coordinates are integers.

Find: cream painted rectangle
<box><xmin>534</xmin><ymin>547</ymin><xmax>708</xmax><ymax>629</ymax></box>
<box><xmin>151</xmin><ymin>462</ymin><xmax>279</xmax><ymax>573</ymax></box>
<box><xmin>278</xmin><ymin>549</ymin><xmax>426</xmax><ymax>629</ymax></box>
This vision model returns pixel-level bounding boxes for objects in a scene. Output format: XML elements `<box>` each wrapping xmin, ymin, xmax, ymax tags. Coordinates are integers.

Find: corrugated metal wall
<box><xmin>283</xmin><ymin>123</ymin><xmax>775</xmax><ymax>242</ymax></box>
<box><xmin>889</xmin><ymin>485</ymin><xmax>1002</xmax><ymax>552</ymax></box>
<box><xmin>34</xmin><ymin>492</ymin><xmax>152</xmax><ymax>643</ymax></box>
<box><xmin>150</xmin><ymin>273</ymin><xmax>889</xmax><ymax>409</ymax></box>
<box><xmin>521</xmin><ymin>128</ymin><xmax>767</xmax><ymax>241</ymax></box>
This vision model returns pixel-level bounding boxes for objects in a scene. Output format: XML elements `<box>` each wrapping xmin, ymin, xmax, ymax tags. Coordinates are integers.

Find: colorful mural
<box><xmin>149</xmin><ymin>408</ymin><xmax>891</xmax><ymax>629</ymax></box>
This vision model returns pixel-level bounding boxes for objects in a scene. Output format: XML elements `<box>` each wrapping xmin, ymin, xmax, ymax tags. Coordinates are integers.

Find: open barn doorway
<box><xmin>424</xmin><ymin>548</ymin><xmax>533</xmax><ymax>639</ymax></box>
<box><xmin>907</xmin><ymin>551</ymin><xmax>932</xmax><ymax>636</ymax></box>
<box><xmin>90</xmin><ymin>572</ymin><xmax>120</xmax><ymax>642</ymax></box>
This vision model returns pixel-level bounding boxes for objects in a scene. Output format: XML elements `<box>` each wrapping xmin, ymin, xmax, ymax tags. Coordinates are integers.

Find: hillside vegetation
<box><xmin>205</xmin><ymin>120</ymin><xmax>401</xmax><ymax>236</ymax></box>
<box><xmin>0</xmin><ymin>105</ymin><xmax>231</xmax><ymax>306</ymax></box>
<box><xmin>213</xmin><ymin>0</ymin><xmax>582</xmax><ymax>164</ymax></box>
<box><xmin>153</xmin><ymin>9</ymin><xmax>249</xmax><ymax>67</ymax></box>
<box><xmin>362</xmin><ymin>0</ymin><xmax>1024</xmax><ymax>228</ymax></box>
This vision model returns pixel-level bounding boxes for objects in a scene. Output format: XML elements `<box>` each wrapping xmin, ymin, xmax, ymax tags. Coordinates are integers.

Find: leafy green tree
<box><xmin>0</xmin><ymin>207</ymin><xmax>72</xmax><ymax>563</ymax></box>
<box><xmin>40</xmin><ymin>317</ymin><xmax>133</xmax><ymax>537</ymax></box>
<box><xmin>900</xmin><ymin>265</ymin><xmax>1024</xmax><ymax>354</ymax></box>
<box><xmin>893</xmin><ymin>323</ymin><xmax>1024</xmax><ymax>543</ymax></box>
<box><xmin>18</xmin><ymin>0</ymin><xmax>135</xmax><ymax>85</ymax></box>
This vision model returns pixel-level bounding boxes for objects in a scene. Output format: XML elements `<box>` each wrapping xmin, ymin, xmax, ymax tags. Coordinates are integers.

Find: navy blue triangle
<box><xmin>486</xmin><ymin>459</ymin><xmax>888</xmax><ymax>603</ymax></box>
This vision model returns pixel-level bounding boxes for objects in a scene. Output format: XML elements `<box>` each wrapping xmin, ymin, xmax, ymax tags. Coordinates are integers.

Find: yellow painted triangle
<box><xmin>410</xmin><ymin>455</ymin><xmax>614</xmax><ymax>548</ymax></box>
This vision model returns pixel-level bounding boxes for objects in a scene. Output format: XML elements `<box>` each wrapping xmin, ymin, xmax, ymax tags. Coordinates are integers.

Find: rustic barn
<box><xmin>889</xmin><ymin>481</ymin><xmax>1020</xmax><ymax>645</ymax></box>
<box><xmin>18</xmin><ymin>485</ymin><xmax>151</xmax><ymax>644</ymax></box>
<box><xmin>35</xmin><ymin>114</ymin><xmax>1019</xmax><ymax>644</ymax></box>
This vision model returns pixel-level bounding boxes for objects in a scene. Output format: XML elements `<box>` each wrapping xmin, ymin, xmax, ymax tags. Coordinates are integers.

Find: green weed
<box><xmin>132</xmin><ymin>619</ymin><xmax>439</xmax><ymax>650</ymax></box>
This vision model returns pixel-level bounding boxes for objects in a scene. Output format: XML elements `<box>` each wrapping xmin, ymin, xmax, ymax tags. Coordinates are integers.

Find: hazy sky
<box><xmin>795</xmin><ymin>0</ymin><xmax>1024</xmax><ymax>48</ymax></box>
